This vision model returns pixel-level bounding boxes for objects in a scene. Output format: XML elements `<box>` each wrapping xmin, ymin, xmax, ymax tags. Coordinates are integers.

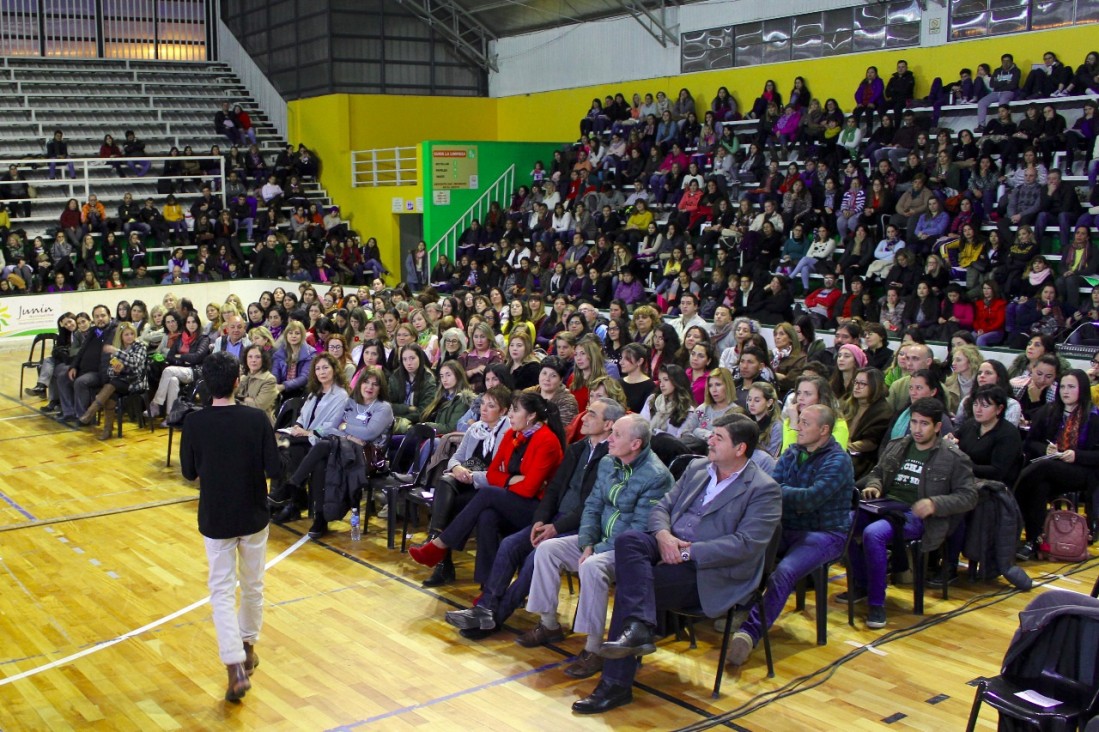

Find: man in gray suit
<box><xmin>572</xmin><ymin>413</ymin><xmax>782</xmax><ymax>714</ymax></box>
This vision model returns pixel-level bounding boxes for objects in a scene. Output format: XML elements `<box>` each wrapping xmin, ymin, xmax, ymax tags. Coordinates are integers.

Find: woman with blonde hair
<box><xmin>506</xmin><ymin>331</ymin><xmax>542</xmax><ymax>391</ymax></box>
<box><xmin>780</xmin><ymin>374</ymin><xmax>849</xmax><ymax>453</ymax></box>
<box><xmin>631</xmin><ymin>304</ymin><xmax>662</xmax><ymax>347</ymax></box>
<box><xmin>141</xmin><ymin>305</ymin><xmax>167</xmax><ymax>351</ymax></box>
<box><xmin>409</xmin><ymin>307</ymin><xmax>440</xmax><ymax>365</ymax></box>
<box><xmin>944</xmin><ymin>343</ymin><xmax>983</xmax><ymax>415</ymax></box>
<box><xmin>79</xmin><ymin>321</ymin><xmax>148</xmax><ymax>439</ymax></box>
<box><xmin>568</xmin><ymin>336</ymin><xmax>608</xmax><ymax>412</ymax></box>
<box><xmin>248</xmin><ymin>326</ymin><xmax>276</xmax><ymax>352</ymax></box>
<box><xmin>204</xmin><ymin>302</ymin><xmax>224</xmax><ymax>337</ymax></box>
<box><xmin>688</xmin><ymin>367</ymin><xmax>742</xmax><ymax>444</ymax></box>
<box><xmin>458</xmin><ymin>321</ymin><xmax>502</xmax><ymax>392</ymax></box>
<box><xmin>273</xmin><ymin>320</ymin><xmax>315</xmax><ymax>398</ymax></box>
<box><xmin>771</xmin><ymin>321</ymin><xmax>806</xmax><ymax>395</ymax></box>
<box><xmin>237</xmin><ymin>344</ymin><xmax>278</xmax><ymax>424</ymax></box>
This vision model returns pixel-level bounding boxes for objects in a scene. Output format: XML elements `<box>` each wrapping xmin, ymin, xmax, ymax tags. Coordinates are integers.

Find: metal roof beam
<box><xmin>619</xmin><ymin>0</ymin><xmax>678</xmax><ymax>47</ymax></box>
<box><xmin>395</xmin><ymin>0</ymin><xmax>499</xmax><ymax>73</ymax></box>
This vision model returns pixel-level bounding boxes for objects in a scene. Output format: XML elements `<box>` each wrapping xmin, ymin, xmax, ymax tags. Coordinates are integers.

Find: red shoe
<box><xmin>409</xmin><ymin>541</ymin><xmax>446</xmax><ymax>567</ymax></box>
<box><xmin>471</xmin><ymin>592</ymin><xmax>483</xmax><ymax>606</ymax></box>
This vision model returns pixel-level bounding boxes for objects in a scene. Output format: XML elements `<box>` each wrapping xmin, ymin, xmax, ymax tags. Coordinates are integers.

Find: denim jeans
<box><xmin>740</xmin><ymin>528</ymin><xmax>847</xmax><ymax>643</ymax></box>
<box><xmin>848</xmin><ymin>508</ymin><xmax>924</xmax><ymax>607</ymax></box>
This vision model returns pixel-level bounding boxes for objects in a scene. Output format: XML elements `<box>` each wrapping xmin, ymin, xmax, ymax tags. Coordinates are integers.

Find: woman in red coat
<box><xmin>408</xmin><ymin>392</ymin><xmax>566</xmax><ymax>584</ymax></box>
<box><xmin>973</xmin><ymin>280</ymin><xmax>1007</xmax><ymax>346</ymax></box>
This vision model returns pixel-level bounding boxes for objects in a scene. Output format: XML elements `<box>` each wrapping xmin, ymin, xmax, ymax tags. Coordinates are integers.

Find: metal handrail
<box><xmin>430</xmin><ymin>164</ymin><xmax>515</xmax><ymax>267</ymax></box>
<box><xmin>350</xmin><ymin>146</ymin><xmax>419</xmax><ymax>187</ymax></box>
<box><xmin>0</xmin><ymin>154</ymin><xmax>227</xmax><ymax>206</ymax></box>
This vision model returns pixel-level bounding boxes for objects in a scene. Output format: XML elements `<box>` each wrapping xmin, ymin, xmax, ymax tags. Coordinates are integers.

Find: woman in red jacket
<box><xmin>408</xmin><ymin>392</ymin><xmax>566</xmax><ymax>583</ymax></box>
<box><xmin>973</xmin><ymin>280</ymin><xmax>1007</xmax><ymax>346</ymax></box>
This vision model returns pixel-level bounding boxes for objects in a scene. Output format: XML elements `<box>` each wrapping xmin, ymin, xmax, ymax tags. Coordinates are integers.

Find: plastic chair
<box><xmin>667</xmin><ymin>523</ymin><xmax>783</xmax><ymax>699</ymax></box>
<box><xmin>19</xmin><ymin>333</ymin><xmax>57</xmax><ymax>397</ymax></box>
<box><xmin>795</xmin><ymin>487</ymin><xmax>862</xmax><ymax>645</ymax></box>
<box><xmin>666</xmin><ymin>453</ymin><xmax>706</xmax><ymax>482</ymax></box>
<box><xmin>366</xmin><ymin>424</ymin><xmax>436</xmax><ymax>549</ymax></box>
<box><xmin>965</xmin><ymin>590</ymin><xmax>1099</xmax><ymax>732</ymax></box>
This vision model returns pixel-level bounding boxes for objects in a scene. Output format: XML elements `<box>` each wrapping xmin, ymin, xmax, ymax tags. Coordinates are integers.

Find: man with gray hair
<box><xmin>516</xmin><ymin>412</ymin><xmax>673</xmax><ymax>680</ymax></box>
<box><xmin>727</xmin><ymin>404</ymin><xmax>854</xmax><ymax>667</ymax></box>
<box><xmin>443</xmin><ymin>398</ymin><xmax>621</xmax><ymax>646</ymax></box>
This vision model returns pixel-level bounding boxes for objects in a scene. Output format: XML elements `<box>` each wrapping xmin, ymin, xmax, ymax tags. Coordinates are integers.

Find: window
<box><xmin>948</xmin><ymin>0</ymin><xmax>1095</xmax><ymax>39</ymax></box>
<box><xmin>682</xmin><ymin>2</ymin><xmax>921</xmax><ymax>73</ymax></box>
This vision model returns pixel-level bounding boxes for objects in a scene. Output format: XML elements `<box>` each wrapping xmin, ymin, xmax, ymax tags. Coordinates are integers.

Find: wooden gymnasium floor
<box><xmin>0</xmin><ymin>342</ymin><xmax>1096</xmax><ymax>732</ymax></box>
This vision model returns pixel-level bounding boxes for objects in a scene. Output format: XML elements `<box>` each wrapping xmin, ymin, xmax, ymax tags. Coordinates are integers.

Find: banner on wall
<box><xmin>431</xmin><ymin>145</ymin><xmax>479</xmax><ymax>190</ymax></box>
<box><xmin>0</xmin><ymin>280</ymin><xmax>285</xmax><ymax>341</ymax></box>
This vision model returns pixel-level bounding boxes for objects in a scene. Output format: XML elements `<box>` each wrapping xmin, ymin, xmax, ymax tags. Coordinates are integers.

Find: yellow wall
<box><xmin>496</xmin><ymin>25</ymin><xmax>1097</xmax><ymax>142</ymax></box>
<box><xmin>287</xmin><ymin>94</ymin><xmax>498</xmax><ymax>270</ymax></box>
<box><xmin>284</xmin><ymin>26</ymin><xmax>1094</xmax><ymax>268</ymax></box>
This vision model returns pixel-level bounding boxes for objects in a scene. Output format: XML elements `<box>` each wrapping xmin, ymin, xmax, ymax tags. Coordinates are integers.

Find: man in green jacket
<box><xmin>848</xmin><ymin>398</ymin><xmax>977</xmax><ymax>629</ymax></box>
<box><xmin>518</xmin><ymin>413</ymin><xmax>673</xmax><ymax>680</ymax></box>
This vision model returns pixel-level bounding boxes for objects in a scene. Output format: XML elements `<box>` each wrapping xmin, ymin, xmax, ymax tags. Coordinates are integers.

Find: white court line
<box><xmin>845</xmin><ymin>640</ymin><xmax>888</xmax><ymax>656</ymax></box>
<box><xmin>0</xmin><ymin>534</ymin><xmax>311</xmax><ymax>686</ymax></box>
<box><xmin>0</xmin><ymin>414</ymin><xmax>43</xmax><ymax>422</ymax></box>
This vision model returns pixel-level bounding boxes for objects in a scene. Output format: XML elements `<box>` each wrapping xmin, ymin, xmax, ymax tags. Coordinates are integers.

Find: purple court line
<box><xmin>0</xmin><ymin>490</ymin><xmax>35</xmax><ymax>521</ymax></box>
<box><xmin>328</xmin><ymin>659</ymin><xmax>569</xmax><ymax>730</ymax></box>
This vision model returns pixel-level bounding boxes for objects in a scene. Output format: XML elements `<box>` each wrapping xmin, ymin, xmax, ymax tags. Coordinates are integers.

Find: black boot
<box><xmin>307</xmin><ymin>495</ymin><xmax>327</xmax><ymax>539</ymax></box>
<box><xmin>422</xmin><ymin>552</ymin><xmax>455</xmax><ymax>587</ymax></box>
<box><xmin>272</xmin><ymin>504</ymin><xmax>300</xmax><ymax>524</ymax></box>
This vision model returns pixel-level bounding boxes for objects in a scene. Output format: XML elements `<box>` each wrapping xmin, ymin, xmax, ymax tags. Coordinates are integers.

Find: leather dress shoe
<box><xmin>307</xmin><ymin>516</ymin><xmax>328</xmax><ymax>539</ymax></box>
<box><xmin>267</xmin><ymin>480</ymin><xmax>298</xmax><ymax>506</ymax></box>
<box><xmin>225</xmin><ymin>662</ymin><xmax>251</xmax><ymax>702</ymax></box>
<box><xmin>422</xmin><ymin>557</ymin><xmax>455</xmax><ymax>587</ymax></box>
<box><xmin>564</xmin><ymin>650</ymin><xmax>604</xmax><ymax>679</ymax></box>
<box><xmin>597</xmin><ymin>620</ymin><xmax>656</xmax><ymax>659</ymax></box>
<box><xmin>515</xmin><ymin>622</ymin><xmax>566</xmax><ymax>648</ymax></box>
<box><xmin>459</xmin><ymin>626</ymin><xmax>501</xmax><ymax>641</ymax></box>
<box><xmin>272</xmin><ymin>504</ymin><xmax>301</xmax><ymax>524</ymax></box>
<box><xmin>445</xmin><ymin>606</ymin><xmax>496</xmax><ymax>631</ymax></box>
<box><xmin>572</xmin><ymin>679</ymin><xmax>633</xmax><ymax>714</ymax></box>
<box><xmin>243</xmin><ymin>642</ymin><xmax>259</xmax><ymax>676</ymax></box>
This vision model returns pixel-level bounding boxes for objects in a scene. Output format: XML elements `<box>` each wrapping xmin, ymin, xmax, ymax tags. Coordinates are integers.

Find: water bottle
<box><xmin>349</xmin><ymin>508</ymin><xmax>361</xmax><ymax>541</ymax></box>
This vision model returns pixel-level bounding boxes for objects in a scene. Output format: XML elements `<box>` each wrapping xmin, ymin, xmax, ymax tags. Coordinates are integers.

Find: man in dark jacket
<box><xmin>849</xmin><ymin>398</ymin><xmax>977</xmax><ymax>630</ymax></box>
<box><xmin>443</xmin><ymin>399</ymin><xmax>620</xmax><ymax>647</ymax></box>
<box><xmin>884</xmin><ymin>60</ymin><xmax>916</xmax><ymax>120</ymax></box>
<box><xmin>1035</xmin><ymin>169</ymin><xmax>1082</xmax><ymax>252</ymax></box>
<box><xmin>53</xmin><ymin>305</ymin><xmax>115</xmax><ymax>423</ymax></box>
<box><xmin>727</xmin><ymin>405</ymin><xmax>854</xmax><ymax>666</ymax></box>
<box><xmin>251</xmin><ymin>234</ymin><xmax>281</xmax><ymax>279</ymax></box>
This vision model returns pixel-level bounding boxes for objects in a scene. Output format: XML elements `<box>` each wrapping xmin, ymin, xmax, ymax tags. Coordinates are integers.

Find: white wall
<box><xmin>489</xmin><ymin>0</ymin><xmax>906</xmax><ymax>97</ymax></box>
<box><xmin>217</xmin><ymin>19</ymin><xmax>289</xmax><ymax>140</ymax></box>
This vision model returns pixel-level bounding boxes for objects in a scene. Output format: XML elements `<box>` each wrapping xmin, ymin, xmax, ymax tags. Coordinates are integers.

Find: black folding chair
<box><xmin>966</xmin><ymin>590</ymin><xmax>1099</xmax><ymax>732</ymax></box>
<box><xmin>795</xmin><ymin>487</ymin><xmax>861</xmax><ymax>644</ymax></box>
<box><xmin>19</xmin><ymin>333</ymin><xmax>56</xmax><ymax>397</ymax></box>
<box><xmin>366</xmin><ymin>424</ymin><xmax>436</xmax><ymax>549</ymax></box>
<box><xmin>668</xmin><ymin>522</ymin><xmax>783</xmax><ymax>698</ymax></box>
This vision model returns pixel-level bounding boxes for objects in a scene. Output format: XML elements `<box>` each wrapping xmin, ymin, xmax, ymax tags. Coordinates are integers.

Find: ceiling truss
<box><xmin>395</xmin><ymin>0</ymin><xmax>500</xmax><ymax>74</ymax></box>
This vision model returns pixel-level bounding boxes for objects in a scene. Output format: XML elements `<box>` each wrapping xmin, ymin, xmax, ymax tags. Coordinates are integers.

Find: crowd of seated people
<box><xmin>13</xmin><ymin>50</ymin><xmax>1099</xmax><ymax>714</ymax></box>
<box><xmin>18</xmin><ymin>238</ymin><xmax>1099</xmax><ymax>712</ymax></box>
<box><xmin>0</xmin><ymin>120</ymin><xmax>328</xmax><ymax>295</ymax></box>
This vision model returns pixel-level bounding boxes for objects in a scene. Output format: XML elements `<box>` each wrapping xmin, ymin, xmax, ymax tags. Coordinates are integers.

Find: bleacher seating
<box><xmin>0</xmin><ymin>57</ymin><xmax>338</xmax><ymax>273</ymax></box>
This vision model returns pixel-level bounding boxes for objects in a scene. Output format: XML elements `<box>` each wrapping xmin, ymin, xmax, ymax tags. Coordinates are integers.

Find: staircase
<box><xmin>0</xmin><ymin>57</ymin><xmax>337</xmax><ymax>272</ymax></box>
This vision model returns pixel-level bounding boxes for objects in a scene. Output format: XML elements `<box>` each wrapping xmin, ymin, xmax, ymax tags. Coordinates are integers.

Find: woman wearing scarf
<box><xmin>147</xmin><ymin>311</ymin><xmax>210</xmax><ymax>427</ymax></box>
<box><xmin>408</xmin><ymin>392</ymin><xmax>565</xmax><ymax>588</ymax></box>
<box><xmin>1014</xmin><ymin>370</ymin><xmax>1099</xmax><ymax>560</ymax></box>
